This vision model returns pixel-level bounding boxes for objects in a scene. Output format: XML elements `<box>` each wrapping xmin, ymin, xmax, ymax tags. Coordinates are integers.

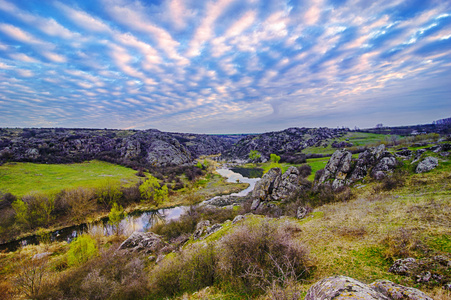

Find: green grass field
<box><xmin>0</xmin><ymin>160</ymin><xmax>141</xmax><ymax>197</ymax></box>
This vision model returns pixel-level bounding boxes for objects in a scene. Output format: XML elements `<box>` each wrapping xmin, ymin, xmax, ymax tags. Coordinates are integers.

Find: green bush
<box><xmin>67</xmin><ymin>234</ymin><xmax>98</xmax><ymax>266</ymax></box>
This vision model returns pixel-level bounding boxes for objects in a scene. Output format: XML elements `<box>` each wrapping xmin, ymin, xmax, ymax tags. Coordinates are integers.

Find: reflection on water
<box><xmin>0</xmin><ymin>168</ymin><xmax>260</xmax><ymax>252</ymax></box>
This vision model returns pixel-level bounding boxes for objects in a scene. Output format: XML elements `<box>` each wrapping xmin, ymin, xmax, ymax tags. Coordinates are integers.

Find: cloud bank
<box><xmin>0</xmin><ymin>0</ymin><xmax>450</xmax><ymax>133</ymax></box>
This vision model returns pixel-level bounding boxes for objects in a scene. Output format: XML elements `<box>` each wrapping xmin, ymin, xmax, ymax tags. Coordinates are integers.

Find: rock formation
<box><xmin>415</xmin><ymin>157</ymin><xmax>439</xmax><ymax>173</ymax></box>
<box><xmin>252</xmin><ymin>166</ymin><xmax>304</xmax><ymax>202</ymax></box>
<box><xmin>318</xmin><ymin>145</ymin><xmax>398</xmax><ymax>189</ymax></box>
<box><xmin>118</xmin><ymin>231</ymin><xmax>166</xmax><ymax>253</ymax></box>
<box><xmin>305</xmin><ymin>275</ymin><xmax>433</xmax><ymax>300</ymax></box>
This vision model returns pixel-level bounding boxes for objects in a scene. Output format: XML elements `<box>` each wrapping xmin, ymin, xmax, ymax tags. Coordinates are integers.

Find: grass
<box><xmin>0</xmin><ymin>160</ymin><xmax>142</xmax><ymax>197</ymax></box>
<box><xmin>302</xmin><ymin>132</ymin><xmax>389</xmax><ymax>155</ymax></box>
<box><xmin>305</xmin><ymin>157</ymin><xmax>329</xmax><ymax>181</ymax></box>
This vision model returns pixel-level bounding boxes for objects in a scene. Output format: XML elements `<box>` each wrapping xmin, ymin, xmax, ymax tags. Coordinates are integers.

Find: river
<box><xmin>0</xmin><ymin>168</ymin><xmax>260</xmax><ymax>252</ymax></box>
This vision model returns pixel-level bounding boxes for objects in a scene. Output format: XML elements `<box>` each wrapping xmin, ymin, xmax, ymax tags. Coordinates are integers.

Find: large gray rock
<box><xmin>388</xmin><ymin>258</ymin><xmax>418</xmax><ymax>275</ymax></box>
<box><xmin>118</xmin><ymin>231</ymin><xmax>166</xmax><ymax>253</ymax></box>
<box><xmin>305</xmin><ymin>276</ymin><xmax>388</xmax><ymax>299</ymax></box>
<box><xmin>415</xmin><ymin>157</ymin><xmax>438</xmax><ymax>173</ymax></box>
<box><xmin>370</xmin><ymin>280</ymin><xmax>433</xmax><ymax>300</ymax></box>
<box><xmin>319</xmin><ymin>150</ymin><xmax>352</xmax><ymax>183</ymax></box>
<box><xmin>305</xmin><ymin>276</ymin><xmax>433</xmax><ymax>300</ymax></box>
<box><xmin>146</xmin><ymin>139</ymin><xmax>191</xmax><ymax>167</ymax></box>
<box><xmin>251</xmin><ymin>167</ymin><xmax>302</xmax><ymax>202</ymax></box>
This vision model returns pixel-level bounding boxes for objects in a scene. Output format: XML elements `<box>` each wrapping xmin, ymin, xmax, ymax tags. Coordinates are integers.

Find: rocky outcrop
<box><xmin>252</xmin><ymin>167</ymin><xmax>303</xmax><ymax>202</ymax></box>
<box><xmin>415</xmin><ymin>157</ymin><xmax>438</xmax><ymax>173</ymax></box>
<box><xmin>305</xmin><ymin>275</ymin><xmax>432</xmax><ymax>300</ymax></box>
<box><xmin>318</xmin><ymin>145</ymin><xmax>398</xmax><ymax>189</ymax></box>
<box><xmin>318</xmin><ymin>149</ymin><xmax>352</xmax><ymax>189</ymax></box>
<box><xmin>388</xmin><ymin>256</ymin><xmax>451</xmax><ymax>288</ymax></box>
<box><xmin>118</xmin><ymin>231</ymin><xmax>166</xmax><ymax>253</ymax></box>
<box><xmin>225</xmin><ymin>127</ymin><xmax>349</xmax><ymax>161</ymax></box>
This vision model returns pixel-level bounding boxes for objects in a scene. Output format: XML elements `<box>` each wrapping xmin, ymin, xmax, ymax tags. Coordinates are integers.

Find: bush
<box><xmin>297</xmin><ymin>164</ymin><xmax>312</xmax><ymax>178</ymax></box>
<box><xmin>67</xmin><ymin>234</ymin><xmax>98</xmax><ymax>267</ymax></box>
<box><xmin>217</xmin><ymin>219</ymin><xmax>312</xmax><ymax>294</ymax></box>
<box><xmin>149</xmin><ymin>243</ymin><xmax>217</xmax><ymax>297</ymax></box>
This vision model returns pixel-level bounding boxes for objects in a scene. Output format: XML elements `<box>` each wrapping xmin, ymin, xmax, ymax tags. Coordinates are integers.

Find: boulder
<box><xmin>272</xmin><ymin>166</ymin><xmax>301</xmax><ymax>200</ymax></box>
<box><xmin>319</xmin><ymin>150</ymin><xmax>352</xmax><ymax>184</ymax></box>
<box><xmin>252</xmin><ymin>167</ymin><xmax>302</xmax><ymax>202</ymax></box>
<box><xmin>252</xmin><ymin>168</ymin><xmax>281</xmax><ymax>201</ymax></box>
<box><xmin>415</xmin><ymin>157</ymin><xmax>438</xmax><ymax>173</ymax></box>
<box><xmin>118</xmin><ymin>231</ymin><xmax>166</xmax><ymax>253</ymax></box>
<box><xmin>305</xmin><ymin>276</ymin><xmax>433</xmax><ymax>300</ymax></box>
<box><xmin>370</xmin><ymin>280</ymin><xmax>433</xmax><ymax>300</ymax></box>
<box><xmin>146</xmin><ymin>139</ymin><xmax>191</xmax><ymax>167</ymax></box>
<box><xmin>388</xmin><ymin>258</ymin><xmax>418</xmax><ymax>275</ymax></box>
<box><xmin>296</xmin><ymin>207</ymin><xmax>309</xmax><ymax>219</ymax></box>
<box><xmin>305</xmin><ymin>276</ymin><xmax>388</xmax><ymax>300</ymax></box>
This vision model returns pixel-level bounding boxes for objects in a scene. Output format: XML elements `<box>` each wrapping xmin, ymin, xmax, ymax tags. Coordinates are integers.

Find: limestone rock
<box><xmin>296</xmin><ymin>207</ymin><xmax>309</xmax><ymax>219</ymax></box>
<box><xmin>319</xmin><ymin>150</ymin><xmax>352</xmax><ymax>184</ymax></box>
<box><xmin>415</xmin><ymin>157</ymin><xmax>438</xmax><ymax>173</ymax></box>
<box><xmin>305</xmin><ymin>276</ymin><xmax>433</xmax><ymax>300</ymax></box>
<box><xmin>118</xmin><ymin>231</ymin><xmax>166</xmax><ymax>253</ymax></box>
<box><xmin>252</xmin><ymin>168</ymin><xmax>281</xmax><ymax>201</ymax></box>
<box><xmin>304</xmin><ymin>276</ymin><xmax>388</xmax><ymax>300</ymax></box>
<box><xmin>388</xmin><ymin>258</ymin><xmax>418</xmax><ymax>275</ymax></box>
<box><xmin>272</xmin><ymin>166</ymin><xmax>301</xmax><ymax>200</ymax></box>
<box><xmin>370</xmin><ymin>280</ymin><xmax>433</xmax><ymax>300</ymax></box>
<box><xmin>146</xmin><ymin>139</ymin><xmax>191</xmax><ymax>167</ymax></box>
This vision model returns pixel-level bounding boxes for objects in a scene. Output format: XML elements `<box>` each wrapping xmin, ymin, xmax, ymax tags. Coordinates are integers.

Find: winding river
<box><xmin>0</xmin><ymin>168</ymin><xmax>261</xmax><ymax>252</ymax></box>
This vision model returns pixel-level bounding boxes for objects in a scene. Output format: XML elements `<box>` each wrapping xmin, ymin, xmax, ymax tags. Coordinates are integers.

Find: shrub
<box><xmin>297</xmin><ymin>164</ymin><xmax>312</xmax><ymax>178</ymax></box>
<box><xmin>314</xmin><ymin>168</ymin><xmax>324</xmax><ymax>181</ymax></box>
<box><xmin>108</xmin><ymin>202</ymin><xmax>125</xmax><ymax>235</ymax></box>
<box><xmin>217</xmin><ymin>219</ymin><xmax>311</xmax><ymax>294</ymax></box>
<box><xmin>67</xmin><ymin>234</ymin><xmax>98</xmax><ymax>267</ymax></box>
<box><xmin>149</xmin><ymin>243</ymin><xmax>217</xmax><ymax>298</ymax></box>
<box><xmin>382</xmin><ymin>228</ymin><xmax>422</xmax><ymax>262</ymax></box>
<box><xmin>60</xmin><ymin>188</ymin><xmax>96</xmax><ymax>222</ymax></box>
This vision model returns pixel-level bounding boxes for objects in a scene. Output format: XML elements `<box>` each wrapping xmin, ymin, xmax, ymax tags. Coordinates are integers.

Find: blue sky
<box><xmin>0</xmin><ymin>0</ymin><xmax>450</xmax><ymax>133</ymax></box>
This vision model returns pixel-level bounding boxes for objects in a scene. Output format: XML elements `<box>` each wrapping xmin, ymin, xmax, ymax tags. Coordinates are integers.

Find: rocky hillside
<box><xmin>0</xmin><ymin>127</ymin><xmax>349</xmax><ymax>167</ymax></box>
<box><xmin>0</xmin><ymin>128</ymin><xmax>193</xmax><ymax>168</ymax></box>
<box><xmin>225</xmin><ymin>127</ymin><xmax>349</xmax><ymax>161</ymax></box>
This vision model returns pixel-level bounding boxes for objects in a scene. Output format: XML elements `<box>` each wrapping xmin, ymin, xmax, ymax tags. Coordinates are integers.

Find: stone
<box><xmin>304</xmin><ymin>276</ymin><xmax>388</xmax><ymax>300</ymax></box>
<box><xmin>232</xmin><ymin>214</ymin><xmax>246</xmax><ymax>224</ymax></box>
<box><xmin>296</xmin><ymin>207</ymin><xmax>309</xmax><ymax>219</ymax></box>
<box><xmin>118</xmin><ymin>231</ymin><xmax>166</xmax><ymax>253</ymax></box>
<box><xmin>193</xmin><ymin>220</ymin><xmax>211</xmax><ymax>240</ymax></box>
<box><xmin>251</xmin><ymin>199</ymin><xmax>261</xmax><ymax>210</ymax></box>
<box><xmin>370</xmin><ymin>280</ymin><xmax>433</xmax><ymax>300</ymax></box>
<box><xmin>32</xmin><ymin>252</ymin><xmax>52</xmax><ymax>260</ymax></box>
<box><xmin>388</xmin><ymin>258</ymin><xmax>418</xmax><ymax>275</ymax></box>
<box><xmin>319</xmin><ymin>150</ymin><xmax>353</xmax><ymax>184</ymax></box>
<box><xmin>305</xmin><ymin>276</ymin><xmax>433</xmax><ymax>300</ymax></box>
<box><xmin>252</xmin><ymin>168</ymin><xmax>281</xmax><ymax>200</ymax></box>
<box><xmin>415</xmin><ymin>157</ymin><xmax>438</xmax><ymax>173</ymax></box>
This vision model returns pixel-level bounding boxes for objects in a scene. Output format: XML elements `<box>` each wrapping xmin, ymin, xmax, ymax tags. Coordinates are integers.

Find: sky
<box><xmin>0</xmin><ymin>0</ymin><xmax>450</xmax><ymax>134</ymax></box>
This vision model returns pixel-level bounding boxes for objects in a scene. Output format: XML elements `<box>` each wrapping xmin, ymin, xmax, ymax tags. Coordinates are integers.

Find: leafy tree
<box><xmin>248</xmin><ymin>150</ymin><xmax>261</xmax><ymax>161</ymax></box>
<box><xmin>108</xmin><ymin>202</ymin><xmax>125</xmax><ymax>235</ymax></box>
<box><xmin>12</xmin><ymin>199</ymin><xmax>29</xmax><ymax>229</ymax></box>
<box><xmin>139</xmin><ymin>175</ymin><xmax>167</xmax><ymax>206</ymax></box>
<box><xmin>154</xmin><ymin>185</ymin><xmax>168</xmax><ymax>206</ymax></box>
<box><xmin>67</xmin><ymin>234</ymin><xmax>98</xmax><ymax>266</ymax></box>
<box><xmin>270</xmin><ymin>153</ymin><xmax>281</xmax><ymax>163</ymax></box>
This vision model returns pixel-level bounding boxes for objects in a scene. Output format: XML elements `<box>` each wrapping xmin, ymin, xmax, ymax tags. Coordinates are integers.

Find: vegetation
<box><xmin>0</xmin><ymin>130</ymin><xmax>450</xmax><ymax>299</ymax></box>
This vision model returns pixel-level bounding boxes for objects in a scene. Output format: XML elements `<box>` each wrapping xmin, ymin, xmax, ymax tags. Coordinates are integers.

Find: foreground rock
<box><xmin>252</xmin><ymin>166</ymin><xmax>305</xmax><ymax>202</ymax></box>
<box><xmin>415</xmin><ymin>157</ymin><xmax>439</xmax><ymax>173</ymax></box>
<box><xmin>318</xmin><ymin>145</ymin><xmax>398</xmax><ymax>189</ymax></box>
<box><xmin>305</xmin><ymin>275</ymin><xmax>432</xmax><ymax>300</ymax></box>
<box><xmin>118</xmin><ymin>231</ymin><xmax>167</xmax><ymax>253</ymax></box>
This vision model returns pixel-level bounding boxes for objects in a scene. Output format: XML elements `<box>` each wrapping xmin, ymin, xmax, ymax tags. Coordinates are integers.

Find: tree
<box><xmin>97</xmin><ymin>178</ymin><xmax>122</xmax><ymax>207</ymax></box>
<box><xmin>108</xmin><ymin>202</ymin><xmax>125</xmax><ymax>235</ymax></box>
<box><xmin>270</xmin><ymin>153</ymin><xmax>280</xmax><ymax>163</ymax></box>
<box><xmin>67</xmin><ymin>234</ymin><xmax>98</xmax><ymax>266</ymax></box>
<box><xmin>12</xmin><ymin>199</ymin><xmax>29</xmax><ymax>229</ymax></box>
<box><xmin>139</xmin><ymin>175</ymin><xmax>167</xmax><ymax>205</ymax></box>
<box><xmin>248</xmin><ymin>150</ymin><xmax>261</xmax><ymax>162</ymax></box>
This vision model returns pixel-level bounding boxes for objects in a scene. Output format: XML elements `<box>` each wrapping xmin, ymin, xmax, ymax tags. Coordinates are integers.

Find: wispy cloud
<box><xmin>0</xmin><ymin>0</ymin><xmax>450</xmax><ymax>132</ymax></box>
